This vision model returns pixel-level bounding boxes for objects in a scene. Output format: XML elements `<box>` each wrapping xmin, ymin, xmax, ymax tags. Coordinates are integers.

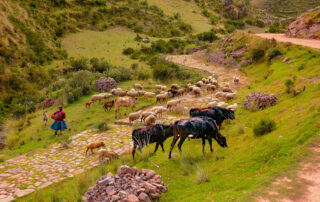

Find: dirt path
<box><xmin>255</xmin><ymin>33</ymin><xmax>320</xmax><ymax>49</ymax></box>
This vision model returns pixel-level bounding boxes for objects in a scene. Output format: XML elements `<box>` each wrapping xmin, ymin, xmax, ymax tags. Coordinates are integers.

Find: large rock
<box><xmin>286</xmin><ymin>7</ymin><xmax>320</xmax><ymax>39</ymax></box>
<box><xmin>95</xmin><ymin>77</ymin><xmax>117</xmax><ymax>92</ymax></box>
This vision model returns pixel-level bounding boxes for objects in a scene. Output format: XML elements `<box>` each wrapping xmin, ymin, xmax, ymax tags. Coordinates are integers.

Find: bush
<box><xmin>138</xmin><ymin>71</ymin><xmax>151</xmax><ymax>80</ymax></box>
<box><xmin>69</xmin><ymin>57</ymin><xmax>89</xmax><ymax>71</ymax></box>
<box><xmin>195</xmin><ymin>166</ymin><xmax>209</xmax><ymax>184</ymax></box>
<box><xmin>107</xmin><ymin>66</ymin><xmax>133</xmax><ymax>82</ymax></box>
<box><xmin>152</xmin><ymin>61</ymin><xmax>179</xmax><ymax>81</ymax></box>
<box><xmin>253</xmin><ymin>118</ymin><xmax>276</xmax><ymax>136</ymax></box>
<box><xmin>255</xmin><ymin>19</ymin><xmax>265</xmax><ymax>28</ymax></box>
<box><xmin>58</xmin><ymin>134</ymin><xmax>72</xmax><ymax>149</ymax></box>
<box><xmin>96</xmin><ymin>122</ymin><xmax>109</xmax><ymax>131</ymax></box>
<box><xmin>90</xmin><ymin>58</ymin><xmax>111</xmax><ymax>73</ymax></box>
<box><xmin>268</xmin><ymin>48</ymin><xmax>282</xmax><ymax>61</ymax></box>
<box><xmin>196</xmin><ymin>31</ymin><xmax>219</xmax><ymax>42</ymax></box>
<box><xmin>285</xmin><ymin>79</ymin><xmax>294</xmax><ymax>93</ymax></box>
<box><xmin>122</xmin><ymin>48</ymin><xmax>134</xmax><ymax>55</ymax></box>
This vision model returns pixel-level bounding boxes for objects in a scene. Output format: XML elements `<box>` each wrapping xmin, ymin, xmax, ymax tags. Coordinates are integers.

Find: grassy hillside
<box><xmin>19</xmin><ymin>35</ymin><xmax>320</xmax><ymax>201</ymax></box>
<box><xmin>251</xmin><ymin>0</ymin><xmax>320</xmax><ymax>17</ymax></box>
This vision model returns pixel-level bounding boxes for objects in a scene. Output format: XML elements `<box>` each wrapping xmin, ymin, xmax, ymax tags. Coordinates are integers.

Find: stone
<box><xmin>0</xmin><ymin>195</ymin><xmax>15</xmax><ymax>202</ymax></box>
<box><xmin>14</xmin><ymin>188</ymin><xmax>35</xmax><ymax>197</ymax></box>
<box><xmin>127</xmin><ymin>194</ymin><xmax>139</xmax><ymax>202</ymax></box>
<box><xmin>282</xmin><ymin>57</ymin><xmax>290</xmax><ymax>63</ymax></box>
<box><xmin>150</xmin><ymin>192</ymin><xmax>160</xmax><ymax>199</ymax></box>
<box><xmin>0</xmin><ymin>181</ymin><xmax>9</xmax><ymax>189</ymax></box>
<box><xmin>111</xmin><ymin>194</ymin><xmax>120</xmax><ymax>201</ymax></box>
<box><xmin>143</xmin><ymin>182</ymin><xmax>157</xmax><ymax>193</ymax></box>
<box><xmin>142</xmin><ymin>169</ymin><xmax>156</xmax><ymax>180</ymax></box>
<box><xmin>107</xmin><ymin>190</ymin><xmax>117</xmax><ymax>196</ymax></box>
<box><xmin>138</xmin><ymin>192</ymin><xmax>150</xmax><ymax>202</ymax></box>
<box><xmin>95</xmin><ymin>77</ymin><xmax>117</xmax><ymax>92</ymax></box>
<box><xmin>117</xmin><ymin>165</ymin><xmax>132</xmax><ymax>177</ymax></box>
<box><xmin>171</xmin><ymin>153</ymin><xmax>178</xmax><ymax>158</ymax></box>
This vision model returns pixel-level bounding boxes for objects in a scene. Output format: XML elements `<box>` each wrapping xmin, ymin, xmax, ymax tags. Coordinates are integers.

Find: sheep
<box><xmin>222</xmin><ymin>87</ymin><xmax>233</xmax><ymax>93</ymax></box>
<box><xmin>217</xmin><ymin>101</ymin><xmax>228</xmax><ymax>109</ymax></box>
<box><xmin>145</xmin><ymin>114</ymin><xmax>156</xmax><ymax>126</ymax></box>
<box><xmin>196</xmin><ymin>81</ymin><xmax>204</xmax><ymax>88</ymax></box>
<box><xmin>86</xmin><ymin>141</ymin><xmax>105</xmax><ymax>155</ymax></box>
<box><xmin>208</xmin><ymin>101</ymin><xmax>218</xmax><ymax>107</ymax></box>
<box><xmin>225</xmin><ymin>92</ymin><xmax>237</xmax><ymax>100</ymax></box>
<box><xmin>134</xmin><ymin>83</ymin><xmax>143</xmax><ymax>90</ymax></box>
<box><xmin>227</xmin><ymin>103</ymin><xmax>238</xmax><ymax>111</ymax></box>
<box><xmin>151</xmin><ymin>106</ymin><xmax>167</xmax><ymax>118</ymax></box>
<box><xmin>166</xmin><ymin>99</ymin><xmax>181</xmax><ymax>111</ymax></box>
<box><xmin>234</xmin><ymin>77</ymin><xmax>240</xmax><ymax>84</ymax></box>
<box><xmin>223</xmin><ymin>83</ymin><xmax>230</xmax><ymax>88</ymax></box>
<box><xmin>91</xmin><ymin>93</ymin><xmax>112</xmax><ymax>103</ymax></box>
<box><xmin>187</xmin><ymin>84</ymin><xmax>195</xmax><ymax>92</ymax></box>
<box><xmin>183</xmin><ymin>107</ymin><xmax>189</xmax><ymax>115</ymax></box>
<box><xmin>208</xmin><ymin>76</ymin><xmax>213</xmax><ymax>80</ymax></box>
<box><xmin>114</xmin><ymin>90</ymin><xmax>127</xmax><ymax>97</ymax></box>
<box><xmin>140</xmin><ymin>111</ymin><xmax>156</xmax><ymax>123</ymax></box>
<box><xmin>137</xmin><ymin>90</ymin><xmax>147</xmax><ymax>97</ymax></box>
<box><xmin>207</xmin><ymin>84</ymin><xmax>216</xmax><ymax>91</ymax></box>
<box><xmin>144</xmin><ymin>92</ymin><xmax>156</xmax><ymax>98</ymax></box>
<box><xmin>210</xmin><ymin>79</ymin><xmax>218</xmax><ymax>85</ymax></box>
<box><xmin>127</xmin><ymin>90</ymin><xmax>139</xmax><ymax>97</ymax></box>
<box><xmin>129</xmin><ymin>110</ymin><xmax>142</xmax><ymax>123</ymax></box>
<box><xmin>160</xmin><ymin>85</ymin><xmax>167</xmax><ymax>91</ymax></box>
<box><xmin>192</xmin><ymin>87</ymin><xmax>201</xmax><ymax>97</ymax></box>
<box><xmin>98</xmin><ymin>149</ymin><xmax>119</xmax><ymax>162</ymax></box>
<box><xmin>155</xmin><ymin>85</ymin><xmax>162</xmax><ymax>91</ymax></box>
<box><xmin>171</xmin><ymin>84</ymin><xmax>180</xmax><ymax>89</ymax></box>
<box><xmin>156</xmin><ymin>92</ymin><xmax>169</xmax><ymax>103</ymax></box>
<box><xmin>177</xmin><ymin>88</ymin><xmax>185</xmax><ymax>96</ymax></box>
<box><xmin>215</xmin><ymin>92</ymin><xmax>225</xmax><ymax>98</ymax></box>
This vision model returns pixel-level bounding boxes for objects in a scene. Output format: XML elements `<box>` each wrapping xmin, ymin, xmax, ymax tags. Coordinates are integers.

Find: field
<box><xmin>18</xmin><ymin>38</ymin><xmax>320</xmax><ymax>201</ymax></box>
<box><xmin>62</xmin><ymin>27</ymin><xmax>146</xmax><ymax>67</ymax></box>
<box><xmin>147</xmin><ymin>0</ymin><xmax>212</xmax><ymax>33</ymax></box>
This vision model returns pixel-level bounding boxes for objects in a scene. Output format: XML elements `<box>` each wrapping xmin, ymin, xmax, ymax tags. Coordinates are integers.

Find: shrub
<box><xmin>195</xmin><ymin>166</ymin><xmax>209</xmax><ymax>184</ymax></box>
<box><xmin>96</xmin><ymin>122</ymin><xmax>109</xmax><ymax>131</ymax></box>
<box><xmin>122</xmin><ymin>48</ymin><xmax>134</xmax><ymax>55</ymax></box>
<box><xmin>196</xmin><ymin>31</ymin><xmax>219</xmax><ymax>42</ymax></box>
<box><xmin>90</xmin><ymin>58</ymin><xmax>111</xmax><ymax>73</ymax></box>
<box><xmin>138</xmin><ymin>71</ymin><xmax>151</xmax><ymax>80</ymax></box>
<box><xmin>152</xmin><ymin>61</ymin><xmax>179</xmax><ymax>81</ymax></box>
<box><xmin>107</xmin><ymin>66</ymin><xmax>133</xmax><ymax>82</ymax></box>
<box><xmin>285</xmin><ymin>79</ymin><xmax>295</xmax><ymax>93</ymax></box>
<box><xmin>268</xmin><ymin>48</ymin><xmax>282</xmax><ymax>61</ymax></box>
<box><xmin>69</xmin><ymin>57</ymin><xmax>89</xmax><ymax>71</ymax></box>
<box><xmin>255</xmin><ymin>19</ymin><xmax>265</xmax><ymax>28</ymax></box>
<box><xmin>131</xmin><ymin>63</ymin><xmax>139</xmax><ymax>70</ymax></box>
<box><xmin>253</xmin><ymin>118</ymin><xmax>276</xmax><ymax>136</ymax></box>
<box><xmin>58</xmin><ymin>134</ymin><xmax>72</xmax><ymax>149</ymax></box>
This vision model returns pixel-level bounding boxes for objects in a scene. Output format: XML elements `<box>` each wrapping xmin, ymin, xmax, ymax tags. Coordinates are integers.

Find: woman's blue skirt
<box><xmin>51</xmin><ymin>121</ymin><xmax>67</xmax><ymax>131</ymax></box>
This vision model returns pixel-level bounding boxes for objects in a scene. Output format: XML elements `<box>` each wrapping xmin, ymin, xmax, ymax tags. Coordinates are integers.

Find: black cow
<box><xmin>132</xmin><ymin>124</ymin><xmax>174</xmax><ymax>159</ymax></box>
<box><xmin>168</xmin><ymin>116</ymin><xmax>227</xmax><ymax>159</ymax></box>
<box><xmin>189</xmin><ymin>107</ymin><xmax>235</xmax><ymax>130</ymax></box>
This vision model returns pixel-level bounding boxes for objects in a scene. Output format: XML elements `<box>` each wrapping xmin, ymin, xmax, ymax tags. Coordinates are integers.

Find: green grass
<box><xmin>19</xmin><ymin>38</ymin><xmax>320</xmax><ymax>201</ymax></box>
<box><xmin>147</xmin><ymin>0</ymin><xmax>212</xmax><ymax>33</ymax></box>
<box><xmin>62</xmin><ymin>27</ymin><xmax>148</xmax><ymax>67</ymax></box>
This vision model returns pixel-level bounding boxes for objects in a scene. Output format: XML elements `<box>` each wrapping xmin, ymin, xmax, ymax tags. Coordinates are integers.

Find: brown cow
<box><xmin>115</xmin><ymin>96</ymin><xmax>139</xmax><ymax>118</ymax></box>
<box><xmin>85</xmin><ymin>101</ymin><xmax>93</xmax><ymax>108</ymax></box>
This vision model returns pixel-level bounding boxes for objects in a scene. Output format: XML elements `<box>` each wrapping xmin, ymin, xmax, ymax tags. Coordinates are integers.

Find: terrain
<box><xmin>0</xmin><ymin>0</ymin><xmax>320</xmax><ymax>202</ymax></box>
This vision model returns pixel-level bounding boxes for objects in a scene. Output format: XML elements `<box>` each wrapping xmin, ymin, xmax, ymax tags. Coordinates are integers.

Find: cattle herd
<box><xmin>85</xmin><ymin>75</ymin><xmax>240</xmax><ymax>161</ymax></box>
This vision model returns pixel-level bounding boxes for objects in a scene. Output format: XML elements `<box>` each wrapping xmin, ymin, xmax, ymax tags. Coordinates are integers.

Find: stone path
<box><xmin>0</xmin><ymin>54</ymin><xmax>245</xmax><ymax>201</ymax></box>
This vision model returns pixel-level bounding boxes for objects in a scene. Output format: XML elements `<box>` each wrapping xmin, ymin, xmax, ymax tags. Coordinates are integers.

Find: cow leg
<box><xmin>154</xmin><ymin>143</ymin><xmax>159</xmax><ymax>153</ymax></box>
<box><xmin>208</xmin><ymin>137</ymin><xmax>213</xmax><ymax>153</ymax></box>
<box><xmin>177</xmin><ymin>136</ymin><xmax>187</xmax><ymax>154</ymax></box>
<box><xmin>202</xmin><ymin>137</ymin><xmax>206</xmax><ymax>155</ymax></box>
<box><xmin>168</xmin><ymin>136</ymin><xmax>179</xmax><ymax>159</ymax></box>
<box><xmin>160</xmin><ymin>143</ymin><xmax>165</xmax><ymax>152</ymax></box>
<box><xmin>132</xmin><ymin>144</ymin><xmax>137</xmax><ymax>159</ymax></box>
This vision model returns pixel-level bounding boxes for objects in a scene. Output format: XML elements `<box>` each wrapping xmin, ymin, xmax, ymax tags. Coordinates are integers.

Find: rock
<box><xmin>143</xmin><ymin>182</ymin><xmax>157</xmax><ymax>193</ymax></box>
<box><xmin>139</xmin><ymin>192</ymin><xmax>151</xmax><ymax>202</ymax></box>
<box><xmin>107</xmin><ymin>190</ymin><xmax>117</xmax><ymax>196</ymax></box>
<box><xmin>142</xmin><ymin>169</ymin><xmax>156</xmax><ymax>180</ymax></box>
<box><xmin>14</xmin><ymin>188</ymin><xmax>35</xmax><ymax>197</ymax></box>
<box><xmin>111</xmin><ymin>195</ymin><xmax>120</xmax><ymax>201</ymax></box>
<box><xmin>286</xmin><ymin>6</ymin><xmax>320</xmax><ymax>39</ymax></box>
<box><xmin>117</xmin><ymin>165</ymin><xmax>133</xmax><ymax>177</ymax></box>
<box><xmin>282</xmin><ymin>57</ymin><xmax>290</xmax><ymax>63</ymax></box>
<box><xmin>127</xmin><ymin>194</ymin><xmax>139</xmax><ymax>202</ymax></box>
<box><xmin>0</xmin><ymin>181</ymin><xmax>9</xmax><ymax>189</ymax></box>
<box><xmin>0</xmin><ymin>195</ymin><xmax>15</xmax><ymax>202</ymax></box>
<box><xmin>171</xmin><ymin>153</ymin><xmax>178</xmax><ymax>158</ymax></box>
<box><xmin>150</xmin><ymin>192</ymin><xmax>160</xmax><ymax>199</ymax></box>
<box><xmin>95</xmin><ymin>77</ymin><xmax>117</xmax><ymax>92</ymax></box>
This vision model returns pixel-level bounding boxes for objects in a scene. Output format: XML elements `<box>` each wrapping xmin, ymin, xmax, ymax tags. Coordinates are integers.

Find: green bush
<box><xmin>196</xmin><ymin>31</ymin><xmax>219</xmax><ymax>42</ymax></box>
<box><xmin>96</xmin><ymin>122</ymin><xmax>109</xmax><ymax>131</ymax></box>
<box><xmin>255</xmin><ymin>19</ymin><xmax>265</xmax><ymax>28</ymax></box>
<box><xmin>122</xmin><ymin>47</ymin><xmax>135</xmax><ymax>55</ymax></box>
<box><xmin>138</xmin><ymin>71</ymin><xmax>151</xmax><ymax>80</ymax></box>
<box><xmin>107</xmin><ymin>66</ymin><xmax>133</xmax><ymax>82</ymax></box>
<box><xmin>90</xmin><ymin>58</ymin><xmax>111</xmax><ymax>73</ymax></box>
<box><xmin>69</xmin><ymin>57</ymin><xmax>89</xmax><ymax>71</ymax></box>
<box><xmin>253</xmin><ymin>118</ymin><xmax>276</xmax><ymax>136</ymax></box>
<box><xmin>152</xmin><ymin>61</ymin><xmax>179</xmax><ymax>81</ymax></box>
<box><xmin>285</xmin><ymin>79</ymin><xmax>295</xmax><ymax>93</ymax></box>
<box><xmin>268</xmin><ymin>48</ymin><xmax>282</xmax><ymax>61</ymax></box>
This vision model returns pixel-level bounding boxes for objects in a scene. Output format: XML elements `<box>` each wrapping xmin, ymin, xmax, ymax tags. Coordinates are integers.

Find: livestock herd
<box><xmin>85</xmin><ymin>75</ymin><xmax>240</xmax><ymax>161</ymax></box>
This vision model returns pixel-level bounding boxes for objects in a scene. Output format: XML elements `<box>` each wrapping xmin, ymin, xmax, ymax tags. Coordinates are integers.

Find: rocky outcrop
<box><xmin>95</xmin><ymin>77</ymin><xmax>117</xmax><ymax>92</ymax></box>
<box><xmin>286</xmin><ymin>7</ymin><xmax>320</xmax><ymax>39</ymax></box>
<box><xmin>83</xmin><ymin>165</ymin><xmax>167</xmax><ymax>202</ymax></box>
<box><xmin>222</xmin><ymin>0</ymin><xmax>247</xmax><ymax>19</ymax></box>
<box><xmin>244</xmin><ymin>93</ymin><xmax>278</xmax><ymax>110</ymax></box>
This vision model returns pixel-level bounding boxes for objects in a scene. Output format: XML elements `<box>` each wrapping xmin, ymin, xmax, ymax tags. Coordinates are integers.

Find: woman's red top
<box><xmin>53</xmin><ymin>110</ymin><xmax>66</xmax><ymax>121</ymax></box>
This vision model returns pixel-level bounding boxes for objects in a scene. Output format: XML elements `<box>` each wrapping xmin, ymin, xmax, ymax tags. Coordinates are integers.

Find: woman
<box><xmin>50</xmin><ymin>106</ymin><xmax>67</xmax><ymax>135</ymax></box>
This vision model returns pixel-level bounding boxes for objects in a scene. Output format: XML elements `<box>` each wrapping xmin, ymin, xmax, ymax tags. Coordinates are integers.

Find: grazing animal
<box><xmin>234</xmin><ymin>77</ymin><xmax>240</xmax><ymax>84</ymax></box>
<box><xmin>140</xmin><ymin>111</ymin><xmax>156</xmax><ymax>123</ymax></box>
<box><xmin>196</xmin><ymin>81</ymin><xmax>204</xmax><ymax>88</ymax></box>
<box><xmin>155</xmin><ymin>85</ymin><xmax>162</xmax><ymax>91</ymax></box>
<box><xmin>222</xmin><ymin>87</ymin><xmax>232</xmax><ymax>93</ymax></box>
<box><xmin>168</xmin><ymin>116</ymin><xmax>227</xmax><ymax>159</ymax></box>
<box><xmin>171</xmin><ymin>84</ymin><xmax>180</xmax><ymax>89</ymax></box>
<box><xmin>160</xmin><ymin>85</ymin><xmax>167</xmax><ymax>91</ymax></box>
<box><xmin>144</xmin><ymin>114</ymin><xmax>156</xmax><ymax>126</ymax></box>
<box><xmin>227</xmin><ymin>103</ymin><xmax>238</xmax><ymax>111</ymax></box>
<box><xmin>91</xmin><ymin>93</ymin><xmax>112</xmax><ymax>103</ymax></box>
<box><xmin>85</xmin><ymin>101</ymin><xmax>93</xmax><ymax>108</ymax></box>
<box><xmin>156</xmin><ymin>92</ymin><xmax>169</xmax><ymax>103</ymax></box>
<box><xmin>208</xmin><ymin>101</ymin><xmax>218</xmax><ymax>107</ymax></box>
<box><xmin>98</xmin><ymin>149</ymin><xmax>119</xmax><ymax>162</ymax></box>
<box><xmin>137</xmin><ymin>90</ymin><xmax>147</xmax><ymax>97</ymax></box>
<box><xmin>166</xmin><ymin>99</ymin><xmax>181</xmax><ymax>111</ymax></box>
<box><xmin>168</xmin><ymin>89</ymin><xmax>179</xmax><ymax>97</ymax></box>
<box><xmin>103</xmin><ymin>100</ymin><xmax>115</xmax><ymax>111</ymax></box>
<box><xmin>189</xmin><ymin>107</ymin><xmax>235</xmax><ymax>130</ymax></box>
<box><xmin>129</xmin><ymin>110</ymin><xmax>142</xmax><ymax>123</ymax></box>
<box><xmin>225</xmin><ymin>92</ymin><xmax>237</xmax><ymax>100</ymax></box>
<box><xmin>86</xmin><ymin>141</ymin><xmax>105</xmax><ymax>155</ymax></box>
<box><xmin>192</xmin><ymin>87</ymin><xmax>201</xmax><ymax>97</ymax></box>
<box><xmin>144</xmin><ymin>92</ymin><xmax>156</xmax><ymax>98</ymax></box>
<box><xmin>217</xmin><ymin>102</ymin><xmax>228</xmax><ymax>108</ymax></box>
<box><xmin>132</xmin><ymin>124</ymin><xmax>174</xmax><ymax>158</ymax></box>
<box><xmin>183</xmin><ymin>107</ymin><xmax>189</xmax><ymax>115</ymax></box>
<box><xmin>127</xmin><ymin>90</ymin><xmax>139</xmax><ymax>97</ymax></box>
<box><xmin>115</xmin><ymin>96</ymin><xmax>139</xmax><ymax>118</ymax></box>
<box><xmin>151</xmin><ymin>106</ymin><xmax>167</xmax><ymax>118</ymax></box>
<box><xmin>134</xmin><ymin>83</ymin><xmax>143</xmax><ymax>90</ymax></box>
<box><xmin>177</xmin><ymin>88</ymin><xmax>185</xmax><ymax>96</ymax></box>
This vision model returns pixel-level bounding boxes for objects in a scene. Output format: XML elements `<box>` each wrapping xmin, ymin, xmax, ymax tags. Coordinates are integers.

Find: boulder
<box><xmin>286</xmin><ymin>7</ymin><xmax>320</xmax><ymax>39</ymax></box>
<box><xmin>95</xmin><ymin>77</ymin><xmax>117</xmax><ymax>92</ymax></box>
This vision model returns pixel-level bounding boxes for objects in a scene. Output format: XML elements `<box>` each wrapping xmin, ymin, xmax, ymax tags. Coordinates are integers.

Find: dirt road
<box><xmin>255</xmin><ymin>33</ymin><xmax>320</xmax><ymax>50</ymax></box>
